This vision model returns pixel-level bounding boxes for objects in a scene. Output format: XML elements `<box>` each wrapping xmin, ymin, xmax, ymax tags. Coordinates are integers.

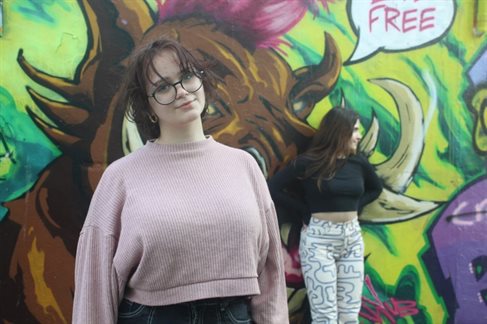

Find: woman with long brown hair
<box><xmin>269</xmin><ymin>107</ymin><xmax>382</xmax><ymax>323</ymax></box>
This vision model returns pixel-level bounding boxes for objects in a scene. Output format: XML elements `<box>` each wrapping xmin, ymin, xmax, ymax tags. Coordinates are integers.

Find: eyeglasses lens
<box><xmin>154</xmin><ymin>73</ymin><xmax>203</xmax><ymax>105</ymax></box>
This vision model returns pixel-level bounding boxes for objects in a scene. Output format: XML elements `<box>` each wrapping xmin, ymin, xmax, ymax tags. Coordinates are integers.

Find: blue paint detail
<box><xmin>14</xmin><ymin>0</ymin><xmax>70</xmax><ymax>24</ymax></box>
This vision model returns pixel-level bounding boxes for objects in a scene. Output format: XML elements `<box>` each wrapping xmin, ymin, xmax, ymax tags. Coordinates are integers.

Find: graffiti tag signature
<box><xmin>360</xmin><ymin>275</ymin><xmax>419</xmax><ymax>323</ymax></box>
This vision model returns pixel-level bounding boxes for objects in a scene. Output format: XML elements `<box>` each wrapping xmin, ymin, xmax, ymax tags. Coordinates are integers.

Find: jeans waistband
<box><xmin>309</xmin><ymin>216</ymin><xmax>359</xmax><ymax>226</ymax></box>
<box><xmin>311</xmin><ymin>213</ymin><xmax>358</xmax><ymax>223</ymax></box>
<box><xmin>182</xmin><ymin>296</ymin><xmax>249</xmax><ymax>307</ymax></box>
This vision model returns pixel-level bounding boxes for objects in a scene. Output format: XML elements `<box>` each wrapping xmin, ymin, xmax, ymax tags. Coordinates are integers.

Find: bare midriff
<box><xmin>311</xmin><ymin>211</ymin><xmax>357</xmax><ymax>223</ymax></box>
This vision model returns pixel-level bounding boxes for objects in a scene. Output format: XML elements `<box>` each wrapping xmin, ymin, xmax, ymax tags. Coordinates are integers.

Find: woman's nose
<box><xmin>175</xmin><ymin>83</ymin><xmax>188</xmax><ymax>98</ymax></box>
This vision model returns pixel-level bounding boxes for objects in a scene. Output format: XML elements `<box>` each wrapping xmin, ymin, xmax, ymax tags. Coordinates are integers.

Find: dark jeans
<box><xmin>117</xmin><ymin>296</ymin><xmax>253</xmax><ymax>324</ymax></box>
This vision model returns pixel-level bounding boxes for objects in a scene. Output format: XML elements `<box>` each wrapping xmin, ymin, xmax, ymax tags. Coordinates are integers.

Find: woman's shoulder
<box><xmin>214</xmin><ymin>140</ymin><xmax>249</xmax><ymax>155</ymax></box>
<box><xmin>104</xmin><ymin>149</ymin><xmax>140</xmax><ymax>172</ymax></box>
<box><xmin>100</xmin><ymin>146</ymin><xmax>150</xmax><ymax>181</ymax></box>
<box><xmin>95</xmin><ymin>158</ymin><xmax>128</xmax><ymax>190</ymax></box>
<box><xmin>270</xmin><ymin>155</ymin><xmax>309</xmax><ymax>178</ymax></box>
<box><xmin>293</xmin><ymin>154</ymin><xmax>312</xmax><ymax>169</ymax></box>
<box><xmin>348</xmin><ymin>153</ymin><xmax>376</xmax><ymax>172</ymax></box>
<box><xmin>348</xmin><ymin>153</ymin><xmax>369</xmax><ymax>164</ymax></box>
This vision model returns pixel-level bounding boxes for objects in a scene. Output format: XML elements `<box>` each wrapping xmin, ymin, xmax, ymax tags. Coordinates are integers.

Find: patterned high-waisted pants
<box><xmin>299</xmin><ymin>217</ymin><xmax>364</xmax><ymax>324</ymax></box>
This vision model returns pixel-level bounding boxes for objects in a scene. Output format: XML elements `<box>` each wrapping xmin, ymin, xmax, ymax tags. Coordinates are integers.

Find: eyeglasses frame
<box><xmin>147</xmin><ymin>71</ymin><xmax>204</xmax><ymax>105</ymax></box>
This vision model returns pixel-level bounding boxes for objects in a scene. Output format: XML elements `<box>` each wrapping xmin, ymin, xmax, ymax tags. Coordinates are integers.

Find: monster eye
<box><xmin>292</xmin><ymin>98</ymin><xmax>312</xmax><ymax>115</ymax></box>
<box><xmin>206</xmin><ymin>103</ymin><xmax>224</xmax><ymax>118</ymax></box>
<box><xmin>471</xmin><ymin>255</ymin><xmax>487</xmax><ymax>281</ymax></box>
<box><xmin>206</xmin><ymin>99</ymin><xmax>231</xmax><ymax>120</ymax></box>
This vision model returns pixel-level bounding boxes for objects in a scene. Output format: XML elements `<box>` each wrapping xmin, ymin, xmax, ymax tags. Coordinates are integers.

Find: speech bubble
<box><xmin>346</xmin><ymin>0</ymin><xmax>456</xmax><ymax>64</ymax></box>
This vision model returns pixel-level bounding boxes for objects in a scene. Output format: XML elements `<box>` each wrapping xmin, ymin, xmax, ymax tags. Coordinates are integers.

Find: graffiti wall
<box><xmin>0</xmin><ymin>0</ymin><xmax>485</xmax><ymax>323</ymax></box>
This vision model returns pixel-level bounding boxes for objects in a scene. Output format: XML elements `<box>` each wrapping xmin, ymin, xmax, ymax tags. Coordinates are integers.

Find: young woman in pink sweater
<box><xmin>73</xmin><ymin>36</ymin><xmax>289</xmax><ymax>324</ymax></box>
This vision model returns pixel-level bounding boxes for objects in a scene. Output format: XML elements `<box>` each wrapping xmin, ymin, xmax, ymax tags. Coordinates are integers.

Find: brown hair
<box><xmin>301</xmin><ymin>107</ymin><xmax>359</xmax><ymax>190</ymax></box>
<box><xmin>117</xmin><ymin>37</ymin><xmax>218</xmax><ymax>139</ymax></box>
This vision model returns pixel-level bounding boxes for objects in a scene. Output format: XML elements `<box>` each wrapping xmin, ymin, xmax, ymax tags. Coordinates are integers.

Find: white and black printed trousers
<box><xmin>299</xmin><ymin>217</ymin><xmax>364</xmax><ymax>324</ymax></box>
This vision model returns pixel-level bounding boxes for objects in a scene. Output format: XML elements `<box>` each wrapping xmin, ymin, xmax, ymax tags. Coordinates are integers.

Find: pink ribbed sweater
<box><xmin>73</xmin><ymin>136</ymin><xmax>288</xmax><ymax>324</ymax></box>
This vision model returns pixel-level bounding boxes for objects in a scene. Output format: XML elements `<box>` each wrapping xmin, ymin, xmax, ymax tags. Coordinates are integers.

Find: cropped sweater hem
<box><xmin>125</xmin><ymin>277</ymin><xmax>260</xmax><ymax>306</ymax></box>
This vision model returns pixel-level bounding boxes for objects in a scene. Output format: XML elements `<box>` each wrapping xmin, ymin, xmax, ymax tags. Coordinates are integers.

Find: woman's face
<box><xmin>350</xmin><ymin>119</ymin><xmax>362</xmax><ymax>153</ymax></box>
<box><xmin>146</xmin><ymin>49</ymin><xmax>206</xmax><ymax>129</ymax></box>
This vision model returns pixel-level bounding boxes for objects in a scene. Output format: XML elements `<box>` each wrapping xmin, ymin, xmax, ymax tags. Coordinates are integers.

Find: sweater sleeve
<box><xmin>73</xmin><ymin>228</ymin><xmax>120</xmax><ymax>324</ymax></box>
<box><xmin>72</xmin><ymin>164</ymin><xmax>126</xmax><ymax>324</ymax></box>
<box><xmin>267</xmin><ymin>158</ymin><xmax>308</xmax><ymax>216</ymax></box>
<box><xmin>245</xmin><ymin>156</ymin><xmax>289</xmax><ymax>324</ymax></box>
<box><xmin>251</xmin><ymin>202</ymin><xmax>289</xmax><ymax>324</ymax></box>
<box><xmin>358</xmin><ymin>155</ymin><xmax>383</xmax><ymax>211</ymax></box>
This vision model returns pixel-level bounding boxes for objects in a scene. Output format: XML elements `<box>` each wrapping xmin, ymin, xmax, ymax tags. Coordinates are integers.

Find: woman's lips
<box><xmin>176</xmin><ymin>100</ymin><xmax>193</xmax><ymax>109</ymax></box>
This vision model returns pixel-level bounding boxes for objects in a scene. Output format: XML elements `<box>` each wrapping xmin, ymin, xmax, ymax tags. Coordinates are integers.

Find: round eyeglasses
<box><xmin>148</xmin><ymin>72</ymin><xmax>204</xmax><ymax>105</ymax></box>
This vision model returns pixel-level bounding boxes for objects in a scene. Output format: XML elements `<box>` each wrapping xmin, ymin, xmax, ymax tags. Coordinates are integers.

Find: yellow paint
<box><xmin>27</xmin><ymin>237</ymin><xmax>67</xmax><ymax>323</ymax></box>
<box><xmin>0</xmin><ymin>0</ymin><xmax>86</xmax><ymax>156</ymax></box>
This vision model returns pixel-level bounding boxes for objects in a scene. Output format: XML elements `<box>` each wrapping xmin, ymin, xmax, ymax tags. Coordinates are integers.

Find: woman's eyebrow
<box><xmin>152</xmin><ymin>77</ymin><xmax>169</xmax><ymax>87</ymax></box>
<box><xmin>152</xmin><ymin>71</ymin><xmax>185</xmax><ymax>85</ymax></box>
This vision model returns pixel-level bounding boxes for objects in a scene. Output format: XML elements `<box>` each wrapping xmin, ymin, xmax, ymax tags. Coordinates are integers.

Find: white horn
<box><xmin>369</xmin><ymin>78</ymin><xmax>424</xmax><ymax>193</ymax></box>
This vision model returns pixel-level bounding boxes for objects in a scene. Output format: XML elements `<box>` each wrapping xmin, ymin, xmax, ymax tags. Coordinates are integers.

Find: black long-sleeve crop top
<box><xmin>268</xmin><ymin>154</ymin><xmax>383</xmax><ymax>225</ymax></box>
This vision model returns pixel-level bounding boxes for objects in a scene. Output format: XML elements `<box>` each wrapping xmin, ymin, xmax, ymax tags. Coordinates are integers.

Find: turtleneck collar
<box><xmin>145</xmin><ymin>135</ymin><xmax>215</xmax><ymax>154</ymax></box>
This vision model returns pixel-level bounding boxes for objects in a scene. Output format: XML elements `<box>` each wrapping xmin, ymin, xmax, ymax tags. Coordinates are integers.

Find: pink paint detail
<box><xmin>359</xmin><ymin>275</ymin><xmax>419</xmax><ymax>324</ymax></box>
<box><xmin>282</xmin><ymin>244</ymin><xmax>303</xmax><ymax>284</ymax></box>
<box><xmin>368</xmin><ymin>4</ymin><xmax>437</xmax><ymax>33</ymax></box>
<box><xmin>420</xmin><ymin>7</ymin><xmax>436</xmax><ymax>31</ymax></box>
<box><xmin>156</xmin><ymin>0</ymin><xmax>335</xmax><ymax>48</ymax></box>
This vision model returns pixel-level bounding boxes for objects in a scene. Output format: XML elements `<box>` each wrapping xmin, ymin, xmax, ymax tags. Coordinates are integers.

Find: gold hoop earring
<box><xmin>149</xmin><ymin>114</ymin><xmax>158</xmax><ymax>123</ymax></box>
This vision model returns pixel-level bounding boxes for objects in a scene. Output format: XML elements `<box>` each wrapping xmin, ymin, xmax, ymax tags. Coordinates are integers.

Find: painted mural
<box><xmin>0</xmin><ymin>0</ymin><xmax>485</xmax><ymax>323</ymax></box>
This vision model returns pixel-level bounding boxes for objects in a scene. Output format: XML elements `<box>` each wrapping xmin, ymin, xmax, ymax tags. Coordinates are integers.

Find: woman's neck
<box><xmin>156</xmin><ymin>121</ymin><xmax>205</xmax><ymax>144</ymax></box>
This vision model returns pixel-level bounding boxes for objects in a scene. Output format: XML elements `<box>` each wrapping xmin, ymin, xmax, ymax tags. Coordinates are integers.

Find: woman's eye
<box><xmin>156</xmin><ymin>84</ymin><xmax>170</xmax><ymax>93</ymax></box>
<box><xmin>183</xmin><ymin>73</ymin><xmax>194</xmax><ymax>80</ymax></box>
